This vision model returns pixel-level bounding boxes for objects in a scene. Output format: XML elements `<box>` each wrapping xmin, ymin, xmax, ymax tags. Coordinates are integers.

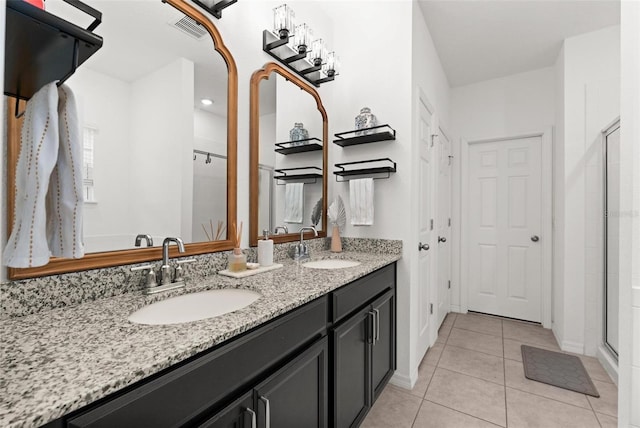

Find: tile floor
<box><xmin>362</xmin><ymin>312</ymin><xmax>618</xmax><ymax>428</ymax></box>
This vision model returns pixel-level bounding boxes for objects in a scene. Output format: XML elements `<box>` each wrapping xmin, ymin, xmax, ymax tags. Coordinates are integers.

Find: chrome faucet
<box><xmin>274</xmin><ymin>225</ymin><xmax>289</xmax><ymax>235</ymax></box>
<box><xmin>134</xmin><ymin>234</ymin><xmax>154</xmax><ymax>247</ymax></box>
<box><xmin>161</xmin><ymin>237</ymin><xmax>185</xmax><ymax>285</ymax></box>
<box><xmin>293</xmin><ymin>226</ymin><xmax>318</xmax><ymax>261</ymax></box>
<box><xmin>130</xmin><ymin>237</ymin><xmax>195</xmax><ymax>295</ymax></box>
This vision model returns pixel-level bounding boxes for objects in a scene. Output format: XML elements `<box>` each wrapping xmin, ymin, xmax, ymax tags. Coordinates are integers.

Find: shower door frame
<box><xmin>603</xmin><ymin>118</ymin><xmax>621</xmax><ymax>359</ymax></box>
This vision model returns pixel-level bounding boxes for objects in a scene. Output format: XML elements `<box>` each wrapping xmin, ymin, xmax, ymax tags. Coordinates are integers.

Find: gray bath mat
<box><xmin>521</xmin><ymin>345</ymin><xmax>600</xmax><ymax>397</ymax></box>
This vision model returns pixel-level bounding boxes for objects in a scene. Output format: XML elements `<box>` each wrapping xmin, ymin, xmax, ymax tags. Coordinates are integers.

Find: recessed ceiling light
<box><xmin>201</xmin><ymin>98</ymin><xmax>214</xmax><ymax>106</ymax></box>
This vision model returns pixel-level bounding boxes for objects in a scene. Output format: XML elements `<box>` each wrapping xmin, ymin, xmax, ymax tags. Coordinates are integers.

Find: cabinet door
<box><xmin>254</xmin><ymin>338</ymin><xmax>328</xmax><ymax>428</ymax></box>
<box><xmin>371</xmin><ymin>289</ymin><xmax>396</xmax><ymax>402</ymax></box>
<box><xmin>332</xmin><ymin>307</ymin><xmax>373</xmax><ymax>428</ymax></box>
<box><xmin>199</xmin><ymin>391</ymin><xmax>255</xmax><ymax>428</ymax></box>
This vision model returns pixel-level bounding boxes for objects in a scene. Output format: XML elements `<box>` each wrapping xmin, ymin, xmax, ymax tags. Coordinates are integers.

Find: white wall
<box><xmin>554</xmin><ymin>25</ymin><xmax>620</xmax><ymax>355</ymax></box>
<box><xmin>553</xmin><ymin>46</ymin><xmax>566</xmax><ymax>348</ymax></box>
<box><xmin>618</xmin><ymin>3</ymin><xmax>640</xmax><ymax>426</ymax></box>
<box><xmin>451</xmin><ymin>67</ymin><xmax>555</xmax><ymax>140</ymax></box>
<box><xmin>130</xmin><ymin>58</ymin><xmax>194</xmax><ymax>240</ymax></box>
<box><xmin>192</xmin><ymin>109</ymin><xmax>227</xmax><ymax>242</ymax></box>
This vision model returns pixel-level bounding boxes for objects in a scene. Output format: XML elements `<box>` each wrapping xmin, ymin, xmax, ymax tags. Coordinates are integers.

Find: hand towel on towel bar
<box><xmin>284</xmin><ymin>182</ymin><xmax>304</xmax><ymax>224</ymax></box>
<box><xmin>350</xmin><ymin>178</ymin><xmax>374</xmax><ymax>225</ymax></box>
<box><xmin>3</xmin><ymin>82</ymin><xmax>85</xmax><ymax>268</ymax></box>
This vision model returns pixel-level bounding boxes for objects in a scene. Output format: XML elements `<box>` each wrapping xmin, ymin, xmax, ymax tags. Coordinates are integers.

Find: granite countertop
<box><xmin>0</xmin><ymin>250</ymin><xmax>400</xmax><ymax>428</ymax></box>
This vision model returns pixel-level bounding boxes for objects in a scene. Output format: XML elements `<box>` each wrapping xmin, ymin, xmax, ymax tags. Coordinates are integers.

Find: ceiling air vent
<box><xmin>170</xmin><ymin>15</ymin><xmax>208</xmax><ymax>40</ymax></box>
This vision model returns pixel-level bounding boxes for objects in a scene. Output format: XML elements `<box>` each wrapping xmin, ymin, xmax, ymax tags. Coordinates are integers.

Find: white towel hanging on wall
<box><xmin>3</xmin><ymin>82</ymin><xmax>85</xmax><ymax>268</ymax></box>
<box><xmin>284</xmin><ymin>182</ymin><xmax>304</xmax><ymax>224</ymax></box>
<box><xmin>47</xmin><ymin>84</ymin><xmax>85</xmax><ymax>260</ymax></box>
<box><xmin>350</xmin><ymin>178</ymin><xmax>374</xmax><ymax>226</ymax></box>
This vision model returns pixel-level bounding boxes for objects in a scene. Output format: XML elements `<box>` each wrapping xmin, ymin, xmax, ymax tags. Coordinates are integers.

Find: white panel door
<box><xmin>416</xmin><ymin>97</ymin><xmax>434</xmax><ymax>359</ymax></box>
<box><xmin>437</xmin><ymin>130</ymin><xmax>451</xmax><ymax>327</ymax></box>
<box><xmin>467</xmin><ymin>136</ymin><xmax>542</xmax><ymax>322</ymax></box>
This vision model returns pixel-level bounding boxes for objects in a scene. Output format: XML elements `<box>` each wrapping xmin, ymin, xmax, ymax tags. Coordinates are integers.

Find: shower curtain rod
<box><xmin>193</xmin><ymin>149</ymin><xmax>227</xmax><ymax>160</ymax></box>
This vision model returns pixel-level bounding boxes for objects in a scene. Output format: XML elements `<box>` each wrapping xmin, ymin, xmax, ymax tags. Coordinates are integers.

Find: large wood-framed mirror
<box><xmin>249</xmin><ymin>62</ymin><xmax>328</xmax><ymax>247</ymax></box>
<box><xmin>5</xmin><ymin>0</ymin><xmax>237</xmax><ymax>279</ymax></box>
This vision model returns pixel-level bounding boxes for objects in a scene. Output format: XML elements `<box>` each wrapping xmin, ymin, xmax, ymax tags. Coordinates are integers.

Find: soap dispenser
<box><xmin>258</xmin><ymin>229</ymin><xmax>274</xmax><ymax>267</ymax></box>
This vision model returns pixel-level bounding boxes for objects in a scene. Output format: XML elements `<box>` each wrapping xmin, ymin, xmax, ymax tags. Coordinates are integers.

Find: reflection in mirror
<box><xmin>6</xmin><ymin>0</ymin><xmax>238</xmax><ymax>279</ymax></box>
<box><xmin>258</xmin><ymin>74</ymin><xmax>323</xmax><ymax>235</ymax></box>
<box><xmin>42</xmin><ymin>0</ymin><xmax>229</xmax><ymax>252</ymax></box>
<box><xmin>250</xmin><ymin>63</ymin><xmax>327</xmax><ymax>247</ymax></box>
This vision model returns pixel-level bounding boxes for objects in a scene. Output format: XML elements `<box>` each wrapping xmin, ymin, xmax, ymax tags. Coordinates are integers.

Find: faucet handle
<box><xmin>131</xmin><ymin>263</ymin><xmax>156</xmax><ymax>272</ymax></box>
<box><xmin>174</xmin><ymin>258</ymin><xmax>196</xmax><ymax>282</ymax></box>
<box><xmin>131</xmin><ymin>264</ymin><xmax>158</xmax><ymax>288</ymax></box>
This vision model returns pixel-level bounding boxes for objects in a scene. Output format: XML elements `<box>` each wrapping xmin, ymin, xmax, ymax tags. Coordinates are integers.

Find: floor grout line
<box><xmin>443</xmin><ymin>341</ymin><xmax>505</xmax><ymax>359</ymax></box>
<box><xmin>502</xmin><ymin>319</ymin><xmax>509</xmax><ymax>428</ymax></box>
<box><xmin>421</xmin><ymin>398</ymin><xmax>505</xmax><ymax>427</ymax></box>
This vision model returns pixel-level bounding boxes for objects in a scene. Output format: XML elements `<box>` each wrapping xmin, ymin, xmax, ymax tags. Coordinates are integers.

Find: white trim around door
<box><xmin>460</xmin><ymin>129</ymin><xmax>553</xmax><ymax>328</ymax></box>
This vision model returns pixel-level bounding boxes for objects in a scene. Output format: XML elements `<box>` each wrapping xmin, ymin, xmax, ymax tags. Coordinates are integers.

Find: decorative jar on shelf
<box><xmin>289</xmin><ymin>122</ymin><xmax>309</xmax><ymax>146</ymax></box>
<box><xmin>355</xmin><ymin>107</ymin><xmax>378</xmax><ymax>136</ymax></box>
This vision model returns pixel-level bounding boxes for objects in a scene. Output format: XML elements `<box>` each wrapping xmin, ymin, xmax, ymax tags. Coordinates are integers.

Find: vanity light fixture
<box><xmin>263</xmin><ymin>4</ymin><xmax>338</xmax><ymax>87</ymax></box>
<box><xmin>191</xmin><ymin>0</ymin><xmax>237</xmax><ymax>19</ymax></box>
<box><xmin>294</xmin><ymin>23</ymin><xmax>312</xmax><ymax>54</ymax></box>
<box><xmin>200</xmin><ymin>98</ymin><xmax>214</xmax><ymax>106</ymax></box>
<box><xmin>273</xmin><ymin>4</ymin><xmax>295</xmax><ymax>39</ymax></box>
<box><xmin>309</xmin><ymin>38</ymin><xmax>327</xmax><ymax>67</ymax></box>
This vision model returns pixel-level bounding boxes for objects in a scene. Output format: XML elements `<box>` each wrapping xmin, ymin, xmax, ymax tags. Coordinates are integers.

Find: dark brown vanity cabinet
<box><xmin>58</xmin><ymin>263</ymin><xmax>395</xmax><ymax>428</ymax></box>
<box><xmin>331</xmin><ymin>266</ymin><xmax>396</xmax><ymax>428</ymax></box>
<box><xmin>200</xmin><ymin>339</ymin><xmax>328</xmax><ymax>428</ymax></box>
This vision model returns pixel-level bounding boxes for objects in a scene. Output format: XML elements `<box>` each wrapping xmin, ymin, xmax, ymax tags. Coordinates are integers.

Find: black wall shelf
<box><xmin>274</xmin><ymin>166</ymin><xmax>322</xmax><ymax>184</ymax></box>
<box><xmin>334</xmin><ymin>158</ymin><xmax>396</xmax><ymax>182</ymax></box>
<box><xmin>191</xmin><ymin>0</ymin><xmax>236</xmax><ymax>19</ymax></box>
<box><xmin>262</xmin><ymin>30</ymin><xmax>334</xmax><ymax>88</ymax></box>
<box><xmin>275</xmin><ymin>137</ymin><xmax>323</xmax><ymax>155</ymax></box>
<box><xmin>4</xmin><ymin>0</ymin><xmax>103</xmax><ymax>102</ymax></box>
<box><xmin>333</xmin><ymin>124</ymin><xmax>396</xmax><ymax>147</ymax></box>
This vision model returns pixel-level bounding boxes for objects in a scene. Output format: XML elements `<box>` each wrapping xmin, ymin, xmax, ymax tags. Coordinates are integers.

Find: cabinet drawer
<box><xmin>330</xmin><ymin>264</ymin><xmax>395</xmax><ymax>324</ymax></box>
<box><xmin>67</xmin><ymin>297</ymin><xmax>327</xmax><ymax>428</ymax></box>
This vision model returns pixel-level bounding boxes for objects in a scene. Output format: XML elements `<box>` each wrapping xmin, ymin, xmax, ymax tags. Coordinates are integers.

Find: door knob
<box><xmin>438</xmin><ymin>236</ymin><xmax>447</xmax><ymax>243</ymax></box>
<box><xmin>531</xmin><ymin>235</ymin><xmax>540</xmax><ymax>242</ymax></box>
<box><xmin>418</xmin><ymin>242</ymin><xmax>430</xmax><ymax>251</ymax></box>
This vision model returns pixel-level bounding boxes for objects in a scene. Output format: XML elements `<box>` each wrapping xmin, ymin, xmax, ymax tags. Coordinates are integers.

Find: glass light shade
<box><xmin>294</xmin><ymin>23</ymin><xmax>312</xmax><ymax>54</ymax></box>
<box><xmin>273</xmin><ymin>4</ymin><xmax>295</xmax><ymax>39</ymax></box>
<box><xmin>309</xmin><ymin>39</ymin><xmax>327</xmax><ymax>67</ymax></box>
<box><xmin>323</xmin><ymin>51</ymin><xmax>340</xmax><ymax>77</ymax></box>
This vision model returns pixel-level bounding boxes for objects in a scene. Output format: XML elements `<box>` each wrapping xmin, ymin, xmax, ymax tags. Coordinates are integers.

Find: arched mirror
<box><xmin>5</xmin><ymin>0</ymin><xmax>238</xmax><ymax>279</ymax></box>
<box><xmin>249</xmin><ymin>62</ymin><xmax>328</xmax><ymax>247</ymax></box>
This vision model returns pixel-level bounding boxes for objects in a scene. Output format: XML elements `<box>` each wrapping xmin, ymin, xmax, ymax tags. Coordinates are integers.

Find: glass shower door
<box><xmin>604</xmin><ymin>122</ymin><xmax>620</xmax><ymax>356</ymax></box>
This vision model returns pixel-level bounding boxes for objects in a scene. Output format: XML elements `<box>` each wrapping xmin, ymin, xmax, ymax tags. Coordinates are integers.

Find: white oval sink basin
<box><xmin>302</xmin><ymin>259</ymin><xmax>361</xmax><ymax>269</ymax></box>
<box><xmin>128</xmin><ymin>289</ymin><xmax>261</xmax><ymax>325</ymax></box>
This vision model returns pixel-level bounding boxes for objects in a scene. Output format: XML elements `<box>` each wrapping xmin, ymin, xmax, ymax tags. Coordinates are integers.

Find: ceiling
<box><xmin>418</xmin><ymin>0</ymin><xmax>621</xmax><ymax>87</ymax></box>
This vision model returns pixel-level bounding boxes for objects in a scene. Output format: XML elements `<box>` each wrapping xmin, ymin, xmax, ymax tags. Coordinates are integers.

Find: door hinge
<box><xmin>448</xmin><ymin>280</ymin><xmax>451</xmax><ymax>289</ymax></box>
<box><xmin>431</xmin><ymin>134</ymin><xmax>437</xmax><ymax>147</ymax></box>
<box><xmin>430</xmin><ymin>303</ymin><xmax>433</xmax><ymax>315</ymax></box>
<box><xmin>448</xmin><ymin>218</ymin><xmax>451</xmax><ymax>227</ymax></box>
<box><xmin>430</xmin><ymin>219</ymin><xmax>434</xmax><ymax>230</ymax></box>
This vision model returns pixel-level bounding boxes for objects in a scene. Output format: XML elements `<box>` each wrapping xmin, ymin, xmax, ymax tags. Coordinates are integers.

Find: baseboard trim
<box><xmin>596</xmin><ymin>345</ymin><xmax>618</xmax><ymax>385</ymax></box>
<box><xmin>450</xmin><ymin>305</ymin><xmax>461</xmax><ymax>313</ymax></box>
<box><xmin>390</xmin><ymin>367</ymin><xmax>418</xmax><ymax>390</ymax></box>
<box><xmin>561</xmin><ymin>340</ymin><xmax>584</xmax><ymax>354</ymax></box>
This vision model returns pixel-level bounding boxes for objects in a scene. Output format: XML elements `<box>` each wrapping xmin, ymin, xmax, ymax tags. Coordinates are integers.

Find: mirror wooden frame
<box><xmin>249</xmin><ymin>62</ymin><xmax>328</xmax><ymax>247</ymax></box>
<box><xmin>5</xmin><ymin>0</ymin><xmax>238</xmax><ymax>280</ymax></box>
